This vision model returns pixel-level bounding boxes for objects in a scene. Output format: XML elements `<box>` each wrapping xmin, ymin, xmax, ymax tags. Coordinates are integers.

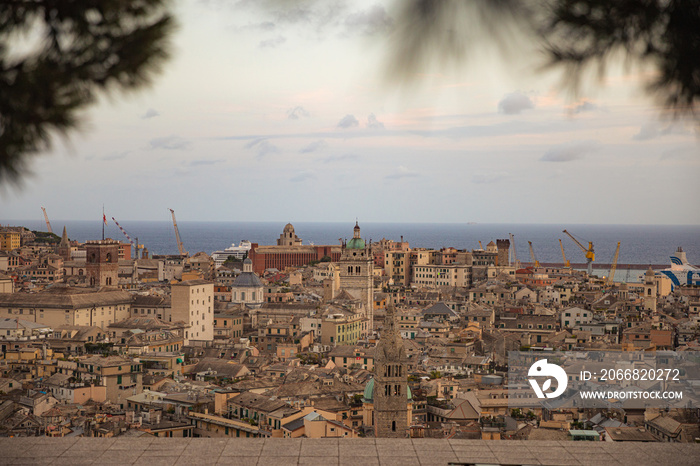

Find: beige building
<box><xmin>328</xmin><ymin>345</ymin><xmax>375</xmax><ymax>371</ymax></box>
<box><xmin>0</xmin><ymin>287</ymin><xmax>131</xmax><ymax>329</ymax></box>
<box><xmin>321</xmin><ymin>308</ymin><xmax>369</xmax><ymax>347</ymax></box>
<box><xmin>0</xmin><ymin>229</ymin><xmax>21</xmax><ymax>251</ymax></box>
<box><xmin>384</xmin><ymin>251</ymin><xmax>411</xmax><ymax>286</ymax></box>
<box><xmin>313</xmin><ymin>262</ymin><xmax>338</xmax><ymax>282</ymax></box>
<box><xmin>42</xmin><ymin>373</ymin><xmax>107</xmax><ymax>404</ymax></box>
<box><xmin>57</xmin><ymin>356</ymin><xmax>142</xmax><ymax>408</ymax></box>
<box><xmin>0</xmin><ymin>274</ymin><xmax>13</xmax><ymax>293</ymax></box>
<box><xmin>213</xmin><ymin>312</ymin><xmax>245</xmax><ymax>340</ymax></box>
<box><xmin>189</xmin><ymin>411</ymin><xmax>265</xmax><ymax>438</ymax></box>
<box><xmin>412</xmin><ymin>263</ymin><xmax>471</xmax><ymax>288</ymax></box>
<box><xmin>169</xmin><ymin>279</ymin><xmax>214</xmax><ymax>345</ymax></box>
<box><xmin>282</xmin><ymin>411</ymin><xmax>359</xmax><ymax>438</ymax></box>
<box><xmin>410</xmin><ymin>249</ymin><xmax>438</xmax><ymax>266</ymax></box>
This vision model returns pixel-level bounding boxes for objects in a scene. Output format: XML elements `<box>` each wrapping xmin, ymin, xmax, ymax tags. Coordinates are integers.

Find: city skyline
<box><xmin>3</xmin><ymin>0</ymin><xmax>699</xmax><ymax>225</ymax></box>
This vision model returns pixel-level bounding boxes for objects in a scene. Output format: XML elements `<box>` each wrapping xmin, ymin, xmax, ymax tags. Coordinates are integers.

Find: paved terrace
<box><xmin>1</xmin><ymin>438</ymin><xmax>699</xmax><ymax>466</ymax></box>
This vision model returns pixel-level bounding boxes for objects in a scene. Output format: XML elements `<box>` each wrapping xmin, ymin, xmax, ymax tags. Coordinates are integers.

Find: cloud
<box><xmin>259</xmin><ymin>36</ymin><xmax>286</xmax><ymax>48</ymax></box>
<box><xmin>245</xmin><ymin>138</ymin><xmax>279</xmax><ymax>158</ymax></box>
<box><xmin>102</xmin><ymin>151</ymin><xmax>131</xmax><ymax>161</ymax></box>
<box><xmin>323</xmin><ymin>153</ymin><xmax>359</xmax><ymax>163</ymax></box>
<box><xmin>189</xmin><ymin>159</ymin><xmax>224</xmax><ymax>167</ymax></box>
<box><xmin>367</xmin><ymin>113</ymin><xmax>385</xmax><ymax>129</ymax></box>
<box><xmin>300</xmin><ymin>140</ymin><xmax>327</xmax><ymax>153</ymax></box>
<box><xmin>385</xmin><ymin>165</ymin><xmax>419</xmax><ymax>180</ymax></box>
<box><xmin>540</xmin><ymin>140</ymin><xmax>600</xmax><ymax>162</ymax></box>
<box><xmin>256</xmin><ymin>21</ymin><xmax>276</xmax><ymax>31</ymax></box>
<box><xmin>149</xmin><ymin>136</ymin><xmax>192</xmax><ymax>150</ymax></box>
<box><xmin>287</xmin><ymin>106</ymin><xmax>310</xmax><ymax>120</ymax></box>
<box><xmin>141</xmin><ymin>108</ymin><xmax>159</xmax><ymax>119</ymax></box>
<box><xmin>337</xmin><ymin>114</ymin><xmax>359</xmax><ymax>129</ymax></box>
<box><xmin>472</xmin><ymin>172</ymin><xmax>508</xmax><ymax>184</ymax></box>
<box><xmin>233</xmin><ymin>2</ymin><xmax>390</xmax><ymax>39</ymax></box>
<box><xmin>498</xmin><ymin>92</ymin><xmax>535</xmax><ymax>115</ymax></box>
<box><xmin>290</xmin><ymin>171</ymin><xmax>316</xmax><ymax>183</ymax></box>
<box><xmin>631</xmin><ymin>122</ymin><xmax>689</xmax><ymax>141</ymax></box>
<box><xmin>633</xmin><ymin>120</ymin><xmax>694</xmax><ymax>141</ymax></box>
<box><xmin>571</xmin><ymin>100</ymin><xmax>598</xmax><ymax>113</ymax></box>
<box><xmin>633</xmin><ymin>123</ymin><xmax>662</xmax><ymax>141</ymax></box>
<box><xmin>343</xmin><ymin>4</ymin><xmax>393</xmax><ymax>35</ymax></box>
<box><xmin>86</xmin><ymin>151</ymin><xmax>130</xmax><ymax>161</ymax></box>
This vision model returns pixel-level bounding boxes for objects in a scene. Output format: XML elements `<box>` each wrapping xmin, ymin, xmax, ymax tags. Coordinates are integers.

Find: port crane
<box><xmin>607</xmin><ymin>242</ymin><xmax>621</xmax><ymax>285</ymax></box>
<box><xmin>169</xmin><ymin>208</ymin><xmax>188</xmax><ymax>257</ymax></box>
<box><xmin>112</xmin><ymin>217</ymin><xmax>144</xmax><ymax>259</ymax></box>
<box><xmin>41</xmin><ymin>207</ymin><xmax>53</xmax><ymax>234</ymax></box>
<box><xmin>559</xmin><ymin>239</ymin><xmax>571</xmax><ymax>268</ymax></box>
<box><xmin>562</xmin><ymin>229</ymin><xmax>595</xmax><ymax>276</ymax></box>
<box><xmin>528</xmin><ymin>241</ymin><xmax>540</xmax><ymax>268</ymax></box>
<box><xmin>509</xmin><ymin>233</ymin><xmax>520</xmax><ymax>269</ymax></box>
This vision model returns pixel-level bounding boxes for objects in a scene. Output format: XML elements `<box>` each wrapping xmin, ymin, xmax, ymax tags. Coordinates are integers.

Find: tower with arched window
<box><xmin>339</xmin><ymin>222</ymin><xmax>374</xmax><ymax>329</ymax></box>
<box><xmin>643</xmin><ymin>267</ymin><xmax>657</xmax><ymax>313</ymax></box>
<box><xmin>85</xmin><ymin>240</ymin><xmax>119</xmax><ymax>288</ymax></box>
<box><xmin>372</xmin><ymin>304</ymin><xmax>409</xmax><ymax>437</ymax></box>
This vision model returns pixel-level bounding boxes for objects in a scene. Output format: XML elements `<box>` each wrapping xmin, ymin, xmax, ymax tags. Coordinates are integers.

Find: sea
<box><xmin>8</xmin><ymin>220</ymin><xmax>700</xmax><ymax>282</ymax></box>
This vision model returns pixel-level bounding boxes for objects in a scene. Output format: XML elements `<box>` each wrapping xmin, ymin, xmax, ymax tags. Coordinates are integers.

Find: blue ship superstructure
<box><xmin>658</xmin><ymin>247</ymin><xmax>700</xmax><ymax>288</ymax></box>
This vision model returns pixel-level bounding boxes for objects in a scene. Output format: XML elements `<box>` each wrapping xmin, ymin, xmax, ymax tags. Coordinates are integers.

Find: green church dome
<box><xmin>346</xmin><ymin>237</ymin><xmax>366</xmax><ymax>249</ymax></box>
<box><xmin>362</xmin><ymin>377</ymin><xmax>412</xmax><ymax>402</ymax></box>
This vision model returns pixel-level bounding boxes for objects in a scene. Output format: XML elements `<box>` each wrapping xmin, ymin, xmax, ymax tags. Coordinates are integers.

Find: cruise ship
<box><xmin>658</xmin><ymin>247</ymin><xmax>700</xmax><ymax>288</ymax></box>
<box><xmin>211</xmin><ymin>240</ymin><xmax>252</xmax><ymax>268</ymax></box>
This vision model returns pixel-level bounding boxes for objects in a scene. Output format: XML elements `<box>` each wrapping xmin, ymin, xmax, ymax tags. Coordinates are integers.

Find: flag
<box><xmin>103</xmin><ymin>213</ymin><xmax>107</xmax><ymax>225</ymax></box>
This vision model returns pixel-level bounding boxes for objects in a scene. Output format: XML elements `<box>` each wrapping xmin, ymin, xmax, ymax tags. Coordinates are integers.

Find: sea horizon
<box><xmin>5</xmin><ymin>219</ymin><xmax>699</xmax><ymax>271</ymax></box>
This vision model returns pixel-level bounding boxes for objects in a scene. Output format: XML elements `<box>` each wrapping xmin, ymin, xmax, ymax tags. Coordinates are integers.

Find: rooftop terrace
<box><xmin>1</xmin><ymin>437</ymin><xmax>698</xmax><ymax>465</ymax></box>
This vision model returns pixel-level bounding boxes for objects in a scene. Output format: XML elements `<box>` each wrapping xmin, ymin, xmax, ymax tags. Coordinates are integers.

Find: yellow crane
<box><xmin>169</xmin><ymin>208</ymin><xmax>188</xmax><ymax>257</ymax></box>
<box><xmin>559</xmin><ymin>239</ymin><xmax>570</xmax><ymax>268</ymax></box>
<box><xmin>607</xmin><ymin>242</ymin><xmax>621</xmax><ymax>285</ymax></box>
<box><xmin>478</xmin><ymin>240</ymin><xmax>484</xmax><ymax>250</ymax></box>
<box><xmin>528</xmin><ymin>241</ymin><xmax>540</xmax><ymax>268</ymax></box>
<box><xmin>562</xmin><ymin>229</ymin><xmax>595</xmax><ymax>276</ymax></box>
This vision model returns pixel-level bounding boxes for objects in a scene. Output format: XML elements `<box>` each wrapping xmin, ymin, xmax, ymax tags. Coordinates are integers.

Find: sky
<box><xmin>3</xmin><ymin>0</ymin><xmax>699</xmax><ymax>225</ymax></box>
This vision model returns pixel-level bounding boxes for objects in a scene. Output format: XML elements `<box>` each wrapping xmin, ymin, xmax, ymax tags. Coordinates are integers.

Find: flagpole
<box><xmin>102</xmin><ymin>205</ymin><xmax>105</xmax><ymax>241</ymax></box>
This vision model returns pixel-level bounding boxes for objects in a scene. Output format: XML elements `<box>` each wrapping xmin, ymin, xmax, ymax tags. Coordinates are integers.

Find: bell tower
<box><xmin>85</xmin><ymin>240</ymin><xmax>119</xmax><ymax>287</ymax></box>
<box><xmin>339</xmin><ymin>221</ymin><xmax>374</xmax><ymax>329</ymax></box>
<box><xmin>643</xmin><ymin>267</ymin><xmax>657</xmax><ymax>313</ymax></box>
<box><xmin>373</xmin><ymin>305</ymin><xmax>409</xmax><ymax>437</ymax></box>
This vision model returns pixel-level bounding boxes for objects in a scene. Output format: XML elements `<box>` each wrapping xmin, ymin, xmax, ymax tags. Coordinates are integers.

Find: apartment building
<box><xmin>321</xmin><ymin>309</ymin><xmax>369</xmax><ymax>346</ymax></box>
<box><xmin>169</xmin><ymin>279</ymin><xmax>214</xmax><ymax>345</ymax></box>
<box><xmin>412</xmin><ymin>264</ymin><xmax>471</xmax><ymax>288</ymax></box>
<box><xmin>57</xmin><ymin>356</ymin><xmax>142</xmax><ymax>408</ymax></box>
